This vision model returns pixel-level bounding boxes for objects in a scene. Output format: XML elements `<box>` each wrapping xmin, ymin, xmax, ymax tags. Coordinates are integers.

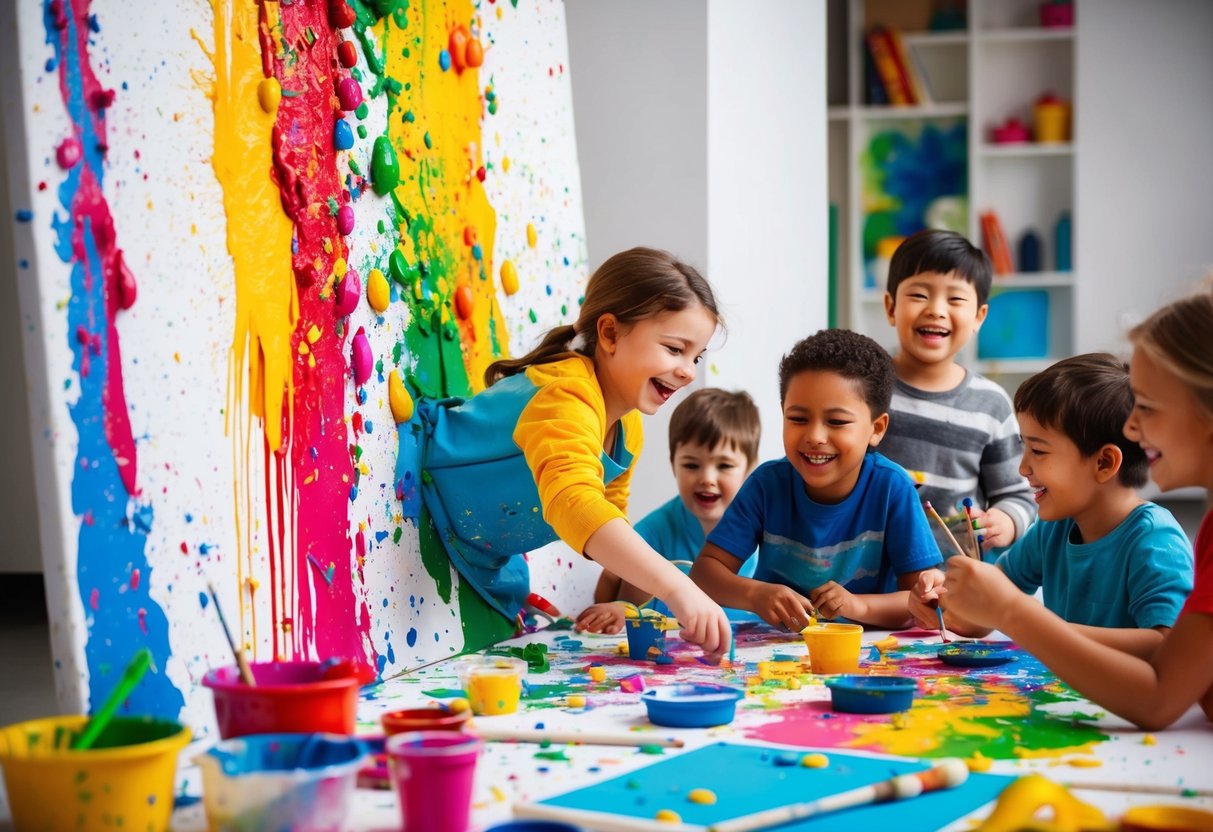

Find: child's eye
<box><xmin>786</xmin><ymin>416</ymin><xmax>807</xmax><ymax>425</ymax></box>
<box><xmin>1030</xmin><ymin>449</ymin><xmax>1046</xmax><ymax>456</ymax></box>
<box><xmin>949</xmin><ymin>297</ymin><xmax>968</xmax><ymax>304</ymax></box>
<box><xmin>909</xmin><ymin>293</ymin><xmax>928</xmax><ymax>301</ymax></box>
<box><xmin>828</xmin><ymin>419</ymin><xmax>852</xmax><ymax>427</ymax></box>
<box><xmin>666</xmin><ymin>345</ymin><xmax>683</xmax><ymax>355</ymax></box>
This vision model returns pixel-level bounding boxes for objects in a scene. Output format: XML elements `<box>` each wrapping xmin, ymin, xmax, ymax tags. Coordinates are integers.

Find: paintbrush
<box><xmin>707</xmin><ymin>758</ymin><xmax>970</xmax><ymax>832</ymax></box>
<box><xmin>207</xmin><ymin>581</ymin><xmax>256</xmax><ymax>686</ymax></box>
<box><xmin>472</xmin><ymin>727</ymin><xmax>684</xmax><ymax>748</ymax></box>
<box><xmin>929</xmin><ymin>599</ymin><xmax>949</xmax><ymax>643</ymax></box>
<box><xmin>962</xmin><ymin>498</ymin><xmax>980</xmax><ymax>559</ymax></box>
<box><xmin>924</xmin><ymin>501</ymin><xmax>968</xmax><ymax>559</ymax></box>
<box><xmin>71</xmin><ymin>648</ymin><xmax>154</xmax><ymax>750</ymax></box>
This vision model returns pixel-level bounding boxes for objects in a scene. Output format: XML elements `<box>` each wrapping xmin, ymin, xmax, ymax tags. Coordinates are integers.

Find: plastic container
<box><xmin>825</xmin><ymin>675</ymin><xmax>917</xmax><ymax>714</ymax></box>
<box><xmin>991</xmin><ymin>117</ymin><xmax>1030</xmax><ymax>144</ymax></box>
<box><xmin>381</xmin><ymin>705</ymin><xmax>471</xmax><ymax>735</ymax></box>
<box><xmin>800</xmin><ymin>622</ymin><xmax>864</xmax><ymax>674</ymax></box>
<box><xmin>203</xmin><ymin>660</ymin><xmax>362</xmax><ymax>738</ymax></box>
<box><xmin>1018</xmin><ymin>230</ymin><xmax>1042</xmax><ymax>272</ymax></box>
<box><xmin>196</xmin><ymin>733</ymin><xmax>366</xmax><ymax>832</ymax></box>
<box><xmin>0</xmin><ymin>715</ymin><xmax>190</xmax><ymax>832</ymax></box>
<box><xmin>1039</xmin><ymin>1</ymin><xmax>1074</xmax><ymax>28</ymax></box>
<box><xmin>455</xmin><ymin>655</ymin><xmax>527</xmax><ymax>715</ymax></box>
<box><xmin>624</xmin><ymin>617</ymin><xmax>667</xmax><ymax>660</ymax></box>
<box><xmin>1055</xmin><ymin>211</ymin><xmax>1072</xmax><ymax>271</ymax></box>
<box><xmin>387</xmin><ymin>730</ymin><xmax>484</xmax><ymax>832</ymax></box>
<box><xmin>1034</xmin><ymin>94</ymin><xmax>1071</xmax><ymax>143</ymax></box>
<box><xmin>938</xmin><ymin>642</ymin><xmax>1018</xmax><ymax>668</ymax></box>
<box><xmin>640</xmin><ymin>684</ymin><xmax>745</xmax><ymax>728</ymax></box>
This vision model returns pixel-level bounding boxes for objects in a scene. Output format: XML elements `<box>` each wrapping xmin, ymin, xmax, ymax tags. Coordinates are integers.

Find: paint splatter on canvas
<box><xmin>4</xmin><ymin>0</ymin><xmax>593</xmax><ymax>728</ymax></box>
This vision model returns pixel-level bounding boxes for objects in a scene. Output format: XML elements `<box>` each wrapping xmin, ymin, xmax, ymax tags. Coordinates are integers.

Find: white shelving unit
<box><xmin>828</xmin><ymin>0</ymin><xmax>1078</xmax><ymax>390</ymax></box>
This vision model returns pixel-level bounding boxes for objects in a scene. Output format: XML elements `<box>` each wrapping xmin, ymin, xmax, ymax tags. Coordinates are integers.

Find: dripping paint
<box><xmin>3</xmin><ymin>0</ymin><xmax>595</xmax><ymax>727</ymax></box>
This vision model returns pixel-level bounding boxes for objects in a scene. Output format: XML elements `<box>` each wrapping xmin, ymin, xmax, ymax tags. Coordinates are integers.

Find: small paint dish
<box><xmin>641</xmin><ymin>684</ymin><xmax>745</xmax><ymax>728</ymax></box>
<box><xmin>938</xmin><ymin>642</ymin><xmax>1017</xmax><ymax>668</ymax></box>
<box><xmin>381</xmin><ymin>704</ymin><xmax>470</xmax><ymax>735</ymax></box>
<box><xmin>483</xmin><ymin>823</ymin><xmax>584</xmax><ymax>831</ymax></box>
<box><xmin>824</xmin><ymin>675</ymin><xmax>917</xmax><ymax>714</ymax></box>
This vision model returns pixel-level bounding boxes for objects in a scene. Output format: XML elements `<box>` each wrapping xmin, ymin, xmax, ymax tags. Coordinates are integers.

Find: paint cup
<box><xmin>203</xmin><ymin>660</ymin><xmax>361</xmax><ymax>738</ymax></box>
<box><xmin>800</xmin><ymin>622</ymin><xmax>864</xmax><ymax>674</ymax></box>
<box><xmin>1121</xmin><ymin>805</ymin><xmax>1213</xmax><ymax>832</ymax></box>
<box><xmin>0</xmin><ymin>714</ymin><xmax>190</xmax><ymax>832</ymax></box>
<box><xmin>484</xmin><ymin>823</ymin><xmax>583</xmax><ymax>831</ymax></box>
<box><xmin>196</xmin><ymin>733</ymin><xmax>366</xmax><ymax>832</ymax></box>
<box><xmin>624</xmin><ymin>617</ymin><xmax>666</xmax><ymax>660</ymax></box>
<box><xmin>381</xmin><ymin>704</ymin><xmax>471</xmax><ymax>735</ymax></box>
<box><xmin>387</xmin><ymin>730</ymin><xmax>483</xmax><ymax>832</ymax></box>
<box><xmin>455</xmin><ymin>655</ymin><xmax>527</xmax><ymax>716</ymax></box>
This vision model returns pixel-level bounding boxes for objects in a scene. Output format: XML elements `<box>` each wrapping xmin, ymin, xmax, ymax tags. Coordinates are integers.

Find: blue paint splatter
<box><xmin>406</xmin><ymin>628</ymin><xmax>417</xmax><ymax>647</ymax></box>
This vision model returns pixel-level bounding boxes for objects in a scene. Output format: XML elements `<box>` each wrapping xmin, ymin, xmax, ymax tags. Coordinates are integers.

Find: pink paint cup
<box><xmin>202</xmin><ymin>661</ymin><xmax>361</xmax><ymax>738</ymax></box>
<box><xmin>381</xmin><ymin>705</ymin><xmax>471</xmax><ymax>735</ymax></box>
<box><xmin>387</xmin><ymin>730</ymin><xmax>483</xmax><ymax>832</ymax></box>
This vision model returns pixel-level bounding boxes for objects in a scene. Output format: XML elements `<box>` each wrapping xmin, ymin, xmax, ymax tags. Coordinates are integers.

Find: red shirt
<box><xmin>1181</xmin><ymin>511</ymin><xmax>1213</xmax><ymax>616</ymax></box>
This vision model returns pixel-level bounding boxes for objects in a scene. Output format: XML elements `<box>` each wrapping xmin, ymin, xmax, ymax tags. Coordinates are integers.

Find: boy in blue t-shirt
<box><xmin>911</xmin><ymin>354</ymin><xmax>1193</xmax><ymax>658</ymax></box>
<box><xmin>690</xmin><ymin>329</ymin><xmax>941</xmax><ymax>630</ymax></box>
<box><xmin>575</xmin><ymin>388</ymin><xmax>762</xmax><ymax>633</ymax></box>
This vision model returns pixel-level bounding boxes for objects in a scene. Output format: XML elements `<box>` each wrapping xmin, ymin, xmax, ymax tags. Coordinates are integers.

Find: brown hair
<box><xmin>1014</xmin><ymin>353</ymin><xmax>1148</xmax><ymax>488</ymax></box>
<box><xmin>1128</xmin><ymin>280</ymin><xmax>1213</xmax><ymax>418</ymax></box>
<box><xmin>485</xmin><ymin>247</ymin><xmax>720</xmax><ymax>386</ymax></box>
<box><xmin>668</xmin><ymin>388</ymin><xmax>761</xmax><ymax>466</ymax></box>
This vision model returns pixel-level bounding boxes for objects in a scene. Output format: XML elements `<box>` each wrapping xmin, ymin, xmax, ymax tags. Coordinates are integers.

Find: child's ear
<box><xmin>883</xmin><ymin>292</ymin><xmax>897</xmax><ymax>325</ymax></box>
<box><xmin>1093</xmin><ymin>443</ymin><xmax>1123</xmax><ymax>483</ymax></box>
<box><xmin>974</xmin><ymin>303</ymin><xmax>989</xmax><ymax>328</ymax></box>
<box><xmin>869</xmin><ymin>412</ymin><xmax>890</xmax><ymax>447</ymax></box>
<box><xmin>597</xmin><ymin>313</ymin><xmax>620</xmax><ymax>355</ymax></box>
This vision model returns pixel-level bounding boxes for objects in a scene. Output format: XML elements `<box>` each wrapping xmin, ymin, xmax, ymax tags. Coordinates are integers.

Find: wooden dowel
<box><xmin>1063</xmin><ymin>781</ymin><xmax>1213</xmax><ymax>798</ymax></box>
<box><xmin>473</xmin><ymin>727</ymin><xmax>684</xmax><ymax>748</ymax></box>
<box><xmin>924</xmin><ymin>501</ymin><xmax>968</xmax><ymax>559</ymax></box>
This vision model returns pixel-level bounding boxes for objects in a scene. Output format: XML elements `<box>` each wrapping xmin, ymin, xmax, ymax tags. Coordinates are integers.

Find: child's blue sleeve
<box><xmin>705</xmin><ymin>473</ymin><xmax>765</xmax><ymax>563</ymax></box>
<box><xmin>1125</xmin><ymin>515</ymin><xmax>1195</xmax><ymax>629</ymax></box>
<box><xmin>885</xmin><ymin>477</ymin><xmax>944</xmax><ymax>573</ymax></box>
<box><xmin>994</xmin><ymin>522</ymin><xmax>1045</xmax><ymax>594</ymax></box>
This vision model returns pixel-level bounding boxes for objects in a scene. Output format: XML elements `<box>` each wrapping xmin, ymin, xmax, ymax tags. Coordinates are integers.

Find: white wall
<box><xmin>1075</xmin><ymin>0</ymin><xmax>1213</xmax><ymax>354</ymax></box>
<box><xmin>567</xmin><ymin>0</ymin><xmax>828</xmax><ymax>520</ymax></box>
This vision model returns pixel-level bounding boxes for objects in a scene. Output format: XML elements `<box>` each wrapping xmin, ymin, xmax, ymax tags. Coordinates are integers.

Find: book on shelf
<box><xmin>888</xmin><ymin>30</ymin><xmax>931</xmax><ymax>105</ymax></box>
<box><xmin>980</xmin><ymin>211</ymin><xmax>1014</xmax><ymax>276</ymax></box>
<box><xmin>865</xmin><ymin>27</ymin><xmax>913</xmax><ymax>105</ymax></box>
<box><xmin>863</xmin><ymin>42</ymin><xmax>889</xmax><ymax>105</ymax></box>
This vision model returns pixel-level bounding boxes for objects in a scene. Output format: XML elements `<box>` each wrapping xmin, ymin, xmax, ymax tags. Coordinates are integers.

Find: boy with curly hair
<box><xmin>691</xmin><ymin>329</ymin><xmax>941</xmax><ymax>629</ymax></box>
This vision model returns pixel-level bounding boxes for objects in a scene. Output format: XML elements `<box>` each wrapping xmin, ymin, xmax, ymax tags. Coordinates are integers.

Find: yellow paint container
<box><xmin>0</xmin><ymin>715</ymin><xmax>190</xmax><ymax>832</ymax></box>
<box><xmin>456</xmin><ymin>656</ymin><xmax>527</xmax><ymax>716</ymax></box>
<box><xmin>800</xmin><ymin>622</ymin><xmax>864</xmax><ymax>674</ymax></box>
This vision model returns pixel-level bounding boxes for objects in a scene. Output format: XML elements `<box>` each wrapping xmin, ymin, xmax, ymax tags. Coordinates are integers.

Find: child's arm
<box><xmin>594</xmin><ymin>569</ymin><xmax>622</xmax><ymax>604</ymax></box>
<box><xmin>908</xmin><ymin>568</ymin><xmax>992</xmax><ymax>637</ymax></box>
<box><xmin>944</xmin><ymin>556</ymin><xmax>1213</xmax><ymax>729</ymax></box>
<box><xmin>584</xmin><ymin>518</ymin><xmax>731</xmax><ymax>658</ymax></box>
<box><xmin>691</xmin><ymin>543</ymin><xmax>817</xmax><ymax>631</ymax></box>
<box><xmin>809</xmin><ymin>570</ymin><xmax>930</xmax><ymax>630</ymax></box>
<box><xmin>1065</xmin><ymin>624</ymin><xmax>1167</xmax><ymax>660</ymax></box>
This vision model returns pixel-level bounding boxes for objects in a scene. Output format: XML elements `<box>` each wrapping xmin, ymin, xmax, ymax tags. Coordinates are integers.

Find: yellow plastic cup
<box><xmin>800</xmin><ymin>623</ymin><xmax>864</xmax><ymax>674</ymax></box>
<box><xmin>456</xmin><ymin>656</ymin><xmax>527</xmax><ymax>715</ymax></box>
<box><xmin>0</xmin><ymin>714</ymin><xmax>190</xmax><ymax>832</ymax></box>
<box><xmin>1033</xmin><ymin>97</ymin><xmax>1071</xmax><ymax>143</ymax></box>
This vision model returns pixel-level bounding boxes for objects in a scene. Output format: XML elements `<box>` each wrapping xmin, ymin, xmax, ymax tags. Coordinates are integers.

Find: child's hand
<box><xmin>941</xmin><ymin>556</ymin><xmax>1022</xmax><ymax>630</ymax></box>
<box><xmin>751</xmin><ymin>583</ymin><xmax>817</xmax><ymax>632</ymax></box>
<box><xmin>664</xmin><ymin>584</ymin><xmax>732</xmax><ymax>662</ymax></box>
<box><xmin>907</xmin><ymin>568</ymin><xmax>947</xmax><ymax>630</ymax></box>
<box><xmin>574</xmin><ymin>603</ymin><xmax>626</xmax><ymax>634</ymax></box>
<box><xmin>809</xmin><ymin>581</ymin><xmax>865</xmax><ymax>622</ymax></box>
<box><xmin>969</xmin><ymin>506</ymin><xmax>1015</xmax><ymax>551</ymax></box>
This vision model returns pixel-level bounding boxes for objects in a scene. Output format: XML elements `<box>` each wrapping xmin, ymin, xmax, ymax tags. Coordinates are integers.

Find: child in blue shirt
<box><xmin>576</xmin><ymin>388</ymin><xmax>762</xmax><ymax>633</ymax></box>
<box><xmin>911</xmin><ymin>353</ymin><xmax>1193</xmax><ymax>658</ymax></box>
<box><xmin>691</xmin><ymin>329</ymin><xmax>941</xmax><ymax>630</ymax></box>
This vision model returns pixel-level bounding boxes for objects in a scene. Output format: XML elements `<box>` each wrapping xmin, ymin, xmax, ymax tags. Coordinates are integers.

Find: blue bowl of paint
<box><xmin>824</xmin><ymin>675</ymin><xmax>916</xmax><ymax>714</ymax></box>
<box><xmin>484</xmin><ymin>823</ymin><xmax>583</xmax><ymax>831</ymax></box>
<box><xmin>938</xmin><ymin>642</ymin><xmax>1017</xmax><ymax>668</ymax></box>
<box><xmin>196</xmin><ymin>733</ymin><xmax>367</xmax><ymax>832</ymax></box>
<box><xmin>641</xmin><ymin>684</ymin><xmax>745</xmax><ymax>728</ymax></box>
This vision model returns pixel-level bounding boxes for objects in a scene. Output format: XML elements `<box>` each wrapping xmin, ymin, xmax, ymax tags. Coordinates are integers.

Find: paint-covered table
<box><xmin>161</xmin><ymin>622</ymin><xmax>1211</xmax><ymax>830</ymax></box>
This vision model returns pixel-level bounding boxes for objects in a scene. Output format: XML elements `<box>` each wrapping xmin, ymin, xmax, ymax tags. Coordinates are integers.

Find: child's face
<box><xmin>781</xmin><ymin>370</ymin><xmax>888</xmax><ymax>503</ymax></box>
<box><xmin>1016</xmin><ymin>412</ymin><xmax>1102</xmax><ymax>522</ymax></box>
<box><xmin>884</xmin><ymin>270</ymin><xmax>988</xmax><ymax>368</ymax></box>
<box><xmin>1125</xmin><ymin>348</ymin><xmax>1213</xmax><ymax>493</ymax></box>
<box><xmin>673</xmin><ymin>439</ymin><xmax>752</xmax><ymax>531</ymax></box>
<box><xmin>597</xmin><ymin>305</ymin><xmax>717</xmax><ymax>416</ymax></box>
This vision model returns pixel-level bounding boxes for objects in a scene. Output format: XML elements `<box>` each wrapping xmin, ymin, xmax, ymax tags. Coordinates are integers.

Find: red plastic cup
<box><xmin>387</xmin><ymin>730</ymin><xmax>483</xmax><ymax>832</ymax></box>
<box><xmin>381</xmin><ymin>706</ymin><xmax>470</xmax><ymax>735</ymax></box>
<box><xmin>202</xmin><ymin>661</ymin><xmax>360</xmax><ymax>738</ymax></box>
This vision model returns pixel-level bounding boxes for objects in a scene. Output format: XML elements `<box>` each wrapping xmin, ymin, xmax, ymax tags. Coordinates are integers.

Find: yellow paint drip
<box><xmin>800</xmin><ymin>753</ymin><xmax>829</xmax><ymax>768</ymax></box>
<box><xmin>256</xmin><ymin>77</ymin><xmax>280</xmax><ymax>114</ymax></box>
<box><xmin>500</xmin><ymin>259</ymin><xmax>519</xmax><ymax>294</ymax></box>
<box><xmin>388</xmin><ymin>371</ymin><xmax>415</xmax><ymax>423</ymax></box>
<box><xmin>654</xmin><ymin>809</ymin><xmax>682</xmax><ymax>823</ymax></box>
<box><xmin>367</xmin><ymin>268</ymin><xmax>390</xmax><ymax>312</ymax></box>
<box><xmin>526</xmin><ymin>221</ymin><xmax>537</xmax><ymax>248</ymax></box>
<box><xmin>686</xmin><ymin>788</ymin><xmax>716</xmax><ymax>805</ymax></box>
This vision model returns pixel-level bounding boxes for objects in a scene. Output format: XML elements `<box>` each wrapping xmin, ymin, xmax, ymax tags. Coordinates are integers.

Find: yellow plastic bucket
<box><xmin>0</xmin><ymin>714</ymin><xmax>190</xmax><ymax>832</ymax></box>
<box><xmin>800</xmin><ymin>623</ymin><xmax>864</xmax><ymax>674</ymax></box>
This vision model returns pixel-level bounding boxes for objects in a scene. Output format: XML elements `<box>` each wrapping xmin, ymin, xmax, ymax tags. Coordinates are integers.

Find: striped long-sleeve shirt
<box><xmin>879</xmin><ymin>372</ymin><xmax>1037</xmax><ymax>557</ymax></box>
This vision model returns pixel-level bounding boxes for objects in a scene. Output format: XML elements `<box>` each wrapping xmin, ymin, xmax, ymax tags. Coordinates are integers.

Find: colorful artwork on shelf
<box><xmin>860</xmin><ymin>120</ymin><xmax>968</xmax><ymax>288</ymax></box>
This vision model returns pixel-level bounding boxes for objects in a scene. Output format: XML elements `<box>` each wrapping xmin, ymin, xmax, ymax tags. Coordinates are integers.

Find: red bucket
<box><xmin>203</xmin><ymin>661</ymin><xmax>361</xmax><ymax>738</ymax></box>
<box><xmin>382</xmin><ymin>706</ymin><xmax>470</xmax><ymax>736</ymax></box>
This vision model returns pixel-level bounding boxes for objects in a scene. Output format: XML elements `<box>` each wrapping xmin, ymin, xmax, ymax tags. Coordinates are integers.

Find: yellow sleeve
<box><xmin>513</xmin><ymin>370</ymin><xmax>632</xmax><ymax>554</ymax></box>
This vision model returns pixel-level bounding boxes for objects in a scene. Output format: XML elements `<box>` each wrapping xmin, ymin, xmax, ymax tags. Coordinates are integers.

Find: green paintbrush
<box><xmin>71</xmin><ymin>648</ymin><xmax>153</xmax><ymax>750</ymax></box>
